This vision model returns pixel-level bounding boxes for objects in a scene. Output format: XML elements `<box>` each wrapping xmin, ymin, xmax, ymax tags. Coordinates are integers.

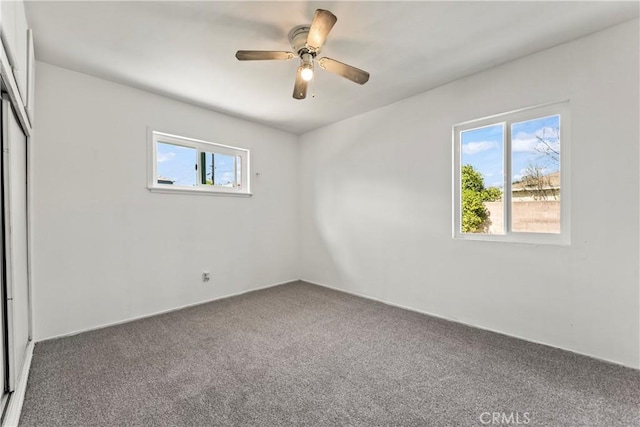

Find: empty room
<box><xmin>0</xmin><ymin>1</ymin><xmax>637</xmax><ymax>426</ymax></box>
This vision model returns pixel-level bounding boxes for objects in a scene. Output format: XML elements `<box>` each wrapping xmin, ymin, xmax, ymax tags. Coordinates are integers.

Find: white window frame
<box><xmin>452</xmin><ymin>101</ymin><xmax>570</xmax><ymax>245</ymax></box>
<box><xmin>147</xmin><ymin>129</ymin><xmax>251</xmax><ymax>196</ymax></box>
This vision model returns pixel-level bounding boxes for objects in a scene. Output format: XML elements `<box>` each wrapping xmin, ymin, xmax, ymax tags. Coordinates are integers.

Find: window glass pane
<box><xmin>460</xmin><ymin>124</ymin><xmax>505</xmax><ymax>234</ymax></box>
<box><xmin>511</xmin><ymin>115</ymin><xmax>560</xmax><ymax>233</ymax></box>
<box><xmin>156</xmin><ymin>142</ymin><xmax>197</xmax><ymax>187</ymax></box>
<box><xmin>203</xmin><ymin>152</ymin><xmax>236</xmax><ymax>187</ymax></box>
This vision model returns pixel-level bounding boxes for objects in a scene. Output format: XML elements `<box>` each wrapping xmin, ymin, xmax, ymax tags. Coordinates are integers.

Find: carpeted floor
<box><xmin>19</xmin><ymin>281</ymin><xmax>640</xmax><ymax>426</ymax></box>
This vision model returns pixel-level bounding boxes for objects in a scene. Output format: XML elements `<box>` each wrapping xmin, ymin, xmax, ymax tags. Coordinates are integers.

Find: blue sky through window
<box><xmin>511</xmin><ymin>115</ymin><xmax>560</xmax><ymax>181</ymax></box>
<box><xmin>157</xmin><ymin>142</ymin><xmax>196</xmax><ymax>186</ymax></box>
<box><xmin>461</xmin><ymin>115</ymin><xmax>560</xmax><ymax>188</ymax></box>
<box><xmin>204</xmin><ymin>153</ymin><xmax>236</xmax><ymax>187</ymax></box>
<box><xmin>461</xmin><ymin>124</ymin><xmax>504</xmax><ymax>188</ymax></box>
<box><xmin>157</xmin><ymin>142</ymin><xmax>238</xmax><ymax>187</ymax></box>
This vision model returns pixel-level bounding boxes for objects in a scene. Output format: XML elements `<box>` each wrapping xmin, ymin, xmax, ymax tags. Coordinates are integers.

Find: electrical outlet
<box><xmin>202</xmin><ymin>272</ymin><xmax>211</xmax><ymax>282</ymax></box>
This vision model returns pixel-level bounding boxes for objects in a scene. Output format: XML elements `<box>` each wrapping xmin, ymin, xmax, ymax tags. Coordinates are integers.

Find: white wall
<box><xmin>32</xmin><ymin>19</ymin><xmax>639</xmax><ymax>368</ymax></box>
<box><xmin>298</xmin><ymin>20</ymin><xmax>640</xmax><ymax>368</ymax></box>
<box><xmin>32</xmin><ymin>62</ymin><xmax>299</xmax><ymax>340</ymax></box>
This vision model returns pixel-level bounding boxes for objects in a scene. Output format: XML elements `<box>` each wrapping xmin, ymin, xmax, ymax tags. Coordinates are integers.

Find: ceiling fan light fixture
<box><xmin>300</xmin><ymin>52</ymin><xmax>314</xmax><ymax>81</ymax></box>
<box><xmin>301</xmin><ymin>63</ymin><xmax>314</xmax><ymax>82</ymax></box>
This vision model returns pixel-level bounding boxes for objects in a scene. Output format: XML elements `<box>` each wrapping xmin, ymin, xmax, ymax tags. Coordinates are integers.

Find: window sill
<box><xmin>148</xmin><ymin>186</ymin><xmax>252</xmax><ymax>197</ymax></box>
<box><xmin>453</xmin><ymin>232</ymin><xmax>570</xmax><ymax>246</ymax></box>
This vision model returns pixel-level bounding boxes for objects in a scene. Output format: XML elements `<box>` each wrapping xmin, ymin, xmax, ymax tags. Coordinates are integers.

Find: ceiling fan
<box><xmin>235</xmin><ymin>9</ymin><xmax>370</xmax><ymax>100</ymax></box>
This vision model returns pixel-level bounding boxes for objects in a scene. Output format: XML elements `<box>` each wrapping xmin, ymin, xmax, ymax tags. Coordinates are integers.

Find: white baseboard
<box><xmin>3</xmin><ymin>340</ymin><xmax>34</xmax><ymax>427</ymax></box>
<box><xmin>303</xmin><ymin>279</ymin><xmax>639</xmax><ymax>371</ymax></box>
<box><xmin>35</xmin><ymin>277</ymin><xmax>640</xmax><ymax>369</ymax></box>
<box><xmin>39</xmin><ymin>279</ymin><xmax>299</xmax><ymax>342</ymax></box>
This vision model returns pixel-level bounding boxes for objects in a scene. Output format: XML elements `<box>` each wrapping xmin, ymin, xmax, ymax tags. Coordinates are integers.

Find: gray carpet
<box><xmin>19</xmin><ymin>281</ymin><xmax>640</xmax><ymax>426</ymax></box>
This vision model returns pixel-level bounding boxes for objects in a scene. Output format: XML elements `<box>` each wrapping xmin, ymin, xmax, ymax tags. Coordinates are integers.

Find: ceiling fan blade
<box><xmin>318</xmin><ymin>57</ymin><xmax>370</xmax><ymax>85</ymax></box>
<box><xmin>293</xmin><ymin>67</ymin><xmax>308</xmax><ymax>100</ymax></box>
<box><xmin>306</xmin><ymin>9</ymin><xmax>337</xmax><ymax>51</ymax></box>
<box><xmin>235</xmin><ymin>50</ymin><xmax>295</xmax><ymax>61</ymax></box>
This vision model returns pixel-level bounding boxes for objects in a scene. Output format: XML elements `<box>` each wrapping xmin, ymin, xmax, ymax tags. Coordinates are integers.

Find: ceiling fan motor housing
<box><xmin>288</xmin><ymin>25</ymin><xmax>317</xmax><ymax>57</ymax></box>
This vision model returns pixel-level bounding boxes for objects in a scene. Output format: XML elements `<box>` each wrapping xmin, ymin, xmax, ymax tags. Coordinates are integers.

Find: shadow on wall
<box><xmin>311</xmin><ymin>123</ymin><xmax>434</xmax><ymax>296</ymax></box>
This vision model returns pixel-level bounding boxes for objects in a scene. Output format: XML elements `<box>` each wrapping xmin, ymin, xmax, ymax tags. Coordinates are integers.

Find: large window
<box><xmin>148</xmin><ymin>131</ymin><xmax>250</xmax><ymax>196</ymax></box>
<box><xmin>453</xmin><ymin>102</ymin><xmax>569</xmax><ymax>244</ymax></box>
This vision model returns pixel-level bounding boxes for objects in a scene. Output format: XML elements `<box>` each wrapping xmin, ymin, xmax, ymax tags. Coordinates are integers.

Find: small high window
<box><xmin>148</xmin><ymin>131</ymin><xmax>250</xmax><ymax>196</ymax></box>
<box><xmin>453</xmin><ymin>102</ymin><xmax>569</xmax><ymax>244</ymax></box>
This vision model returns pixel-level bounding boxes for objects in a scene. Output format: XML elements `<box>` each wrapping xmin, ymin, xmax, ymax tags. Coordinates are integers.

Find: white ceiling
<box><xmin>26</xmin><ymin>1</ymin><xmax>639</xmax><ymax>134</ymax></box>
